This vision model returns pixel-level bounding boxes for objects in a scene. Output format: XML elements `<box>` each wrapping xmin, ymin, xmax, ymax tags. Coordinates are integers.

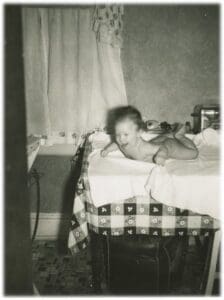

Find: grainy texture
<box><xmin>32</xmin><ymin>240</ymin><xmax>219</xmax><ymax>295</ymax></box>
<box><xmin>122</xmin><ymin>5</ymin><xmax>219</xmax><ymax>124</ymax></box>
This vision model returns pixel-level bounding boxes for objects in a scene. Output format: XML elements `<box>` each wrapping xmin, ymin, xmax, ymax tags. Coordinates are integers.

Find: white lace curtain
<box><xmin>22</xmin><ymin>6</ymin><xmax>127</xmax><ymax>141</ymax></box>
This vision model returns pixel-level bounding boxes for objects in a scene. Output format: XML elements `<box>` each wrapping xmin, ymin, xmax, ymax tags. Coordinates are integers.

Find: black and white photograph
<box><xmin>4</xmin><ymin>0</ymin><xmax>221</xmax><ymax>296</ymax></box>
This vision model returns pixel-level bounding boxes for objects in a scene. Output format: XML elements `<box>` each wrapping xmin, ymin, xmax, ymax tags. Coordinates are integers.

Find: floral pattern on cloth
<box><xmin>92</xmin><ymin>4</ymin><xmax>124</xmax><ymax>48</ymax></box>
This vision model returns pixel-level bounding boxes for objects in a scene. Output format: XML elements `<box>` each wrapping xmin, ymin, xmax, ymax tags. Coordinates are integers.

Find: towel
<box><xmin>88</xmin><ymin>149</ymin><xmax>155</xmax><ymax>207</ymax></box>
<box><xmin>145</xmin><ymin>128</ymin><xmax>220</xmax><ymax>219</ymax></box>
<box><xmin>193</xmin><ymin>127</ymin><xmax>220</xmax><ymax>148</ymax></box>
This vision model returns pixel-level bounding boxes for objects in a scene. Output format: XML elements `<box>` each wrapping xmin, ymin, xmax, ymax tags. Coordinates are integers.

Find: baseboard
<box><xmin>30</xmin><ymin>213</ymin><xmax>70</xmax><ymax>240</ymax></box>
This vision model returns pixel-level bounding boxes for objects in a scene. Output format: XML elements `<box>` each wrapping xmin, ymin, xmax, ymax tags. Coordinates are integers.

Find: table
<box><xmin>68</xmin><ymin>136</ymin><xmax>220</xmax><ymax>294</ymax></box>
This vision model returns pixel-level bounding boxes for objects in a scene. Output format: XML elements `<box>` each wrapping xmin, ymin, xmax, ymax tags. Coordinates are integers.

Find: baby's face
<box><xmin>115</xmin><ymin>119</ymin><xmax>140</xmax><ymax>147</ymax></box>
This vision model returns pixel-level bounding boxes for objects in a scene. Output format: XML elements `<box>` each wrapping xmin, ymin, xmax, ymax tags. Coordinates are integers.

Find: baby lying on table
<box><xmin>101</xmin><ymin>105</ymin><xmax>198</xmax><ymax>166</ymax></box>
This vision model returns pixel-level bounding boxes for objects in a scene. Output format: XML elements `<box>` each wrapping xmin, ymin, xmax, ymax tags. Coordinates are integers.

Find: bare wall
<box><xmin>121</xmin><ymin>5</ymin><xmax>219</xmax><ymax>124</ymax></box>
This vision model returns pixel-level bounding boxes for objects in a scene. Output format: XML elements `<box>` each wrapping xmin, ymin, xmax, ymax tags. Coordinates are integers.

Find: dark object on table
<box><xmin>160</xmin><ymin>121</ymin><xmax>172</xmax><ymax>132</ymax></box>
<box><xmin>146</xmin><ymin>121</ymin><xmax>184</xmax><ymax>134</ymax></box>
<box><xmin>185</xmin><ymin>122</ymin><xmax>192</xmax><ymax>133</ymax></box>
<box><xmin>191</xmin><ymin>104</ymin><xmax>220</xmax><ymax>134</ymax></box>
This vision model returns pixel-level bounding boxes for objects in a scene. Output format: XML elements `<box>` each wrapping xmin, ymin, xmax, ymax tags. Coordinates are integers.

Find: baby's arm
<box><xmin>153</xmin><ymin>145</ymin><xmax>169</xmax><ymax>166</ymax></box>
<box><xmin>101</xmin><ymin>142</ymin><xmax>119</xmax><ymax>157</ymax></box>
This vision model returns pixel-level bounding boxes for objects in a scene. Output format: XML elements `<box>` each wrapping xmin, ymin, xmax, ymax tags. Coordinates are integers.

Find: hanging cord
<box><xmin>30</xmin><ymin>168</ymin><xmax>41</xmax><ymax>243</ymax></box>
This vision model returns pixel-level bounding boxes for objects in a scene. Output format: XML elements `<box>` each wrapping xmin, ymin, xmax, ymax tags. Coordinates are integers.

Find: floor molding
<box><xmin>30</xmin><ymin>213</ymin><xmax>70</xmax><ymax>240</ymax></box>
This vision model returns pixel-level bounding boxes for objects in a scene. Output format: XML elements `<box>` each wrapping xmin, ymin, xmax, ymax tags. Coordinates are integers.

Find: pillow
<box><xmin>193</xmin><ymin>128</ymin><xmax>220</xmax><ymax>147</ymax></box>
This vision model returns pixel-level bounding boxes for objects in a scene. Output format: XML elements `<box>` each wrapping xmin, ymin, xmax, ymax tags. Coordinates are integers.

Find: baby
<box><xmin>101</xmin><ymin>106</ymin><xmax>198</xmax><ymax>166</ymax></box>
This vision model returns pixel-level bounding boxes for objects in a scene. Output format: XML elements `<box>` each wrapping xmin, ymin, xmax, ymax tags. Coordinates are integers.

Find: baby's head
<box><xmin>108</xmin><ymin>106</ymin><xmax>145</xmax><ymax>146</ymax></box>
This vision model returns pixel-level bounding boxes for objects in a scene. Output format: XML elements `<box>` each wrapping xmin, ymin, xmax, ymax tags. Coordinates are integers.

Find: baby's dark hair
<box><xmin>106</xmin><ymin>105</ymin><xmax>146</xmax><ymax>136</ymax></box>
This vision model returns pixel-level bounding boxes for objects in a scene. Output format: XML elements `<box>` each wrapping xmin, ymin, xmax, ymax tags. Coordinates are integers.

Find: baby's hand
<box><xmin>100</xmin><ymin>149</ymin><xmax>108</xmax><ymax>157</ymax></box>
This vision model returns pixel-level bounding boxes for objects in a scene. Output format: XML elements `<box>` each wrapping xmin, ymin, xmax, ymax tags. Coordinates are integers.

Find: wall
<box><xmin>122</xmin><ymin>5</ymin><xmax>219</xmax><ymax>124</ymax></box>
